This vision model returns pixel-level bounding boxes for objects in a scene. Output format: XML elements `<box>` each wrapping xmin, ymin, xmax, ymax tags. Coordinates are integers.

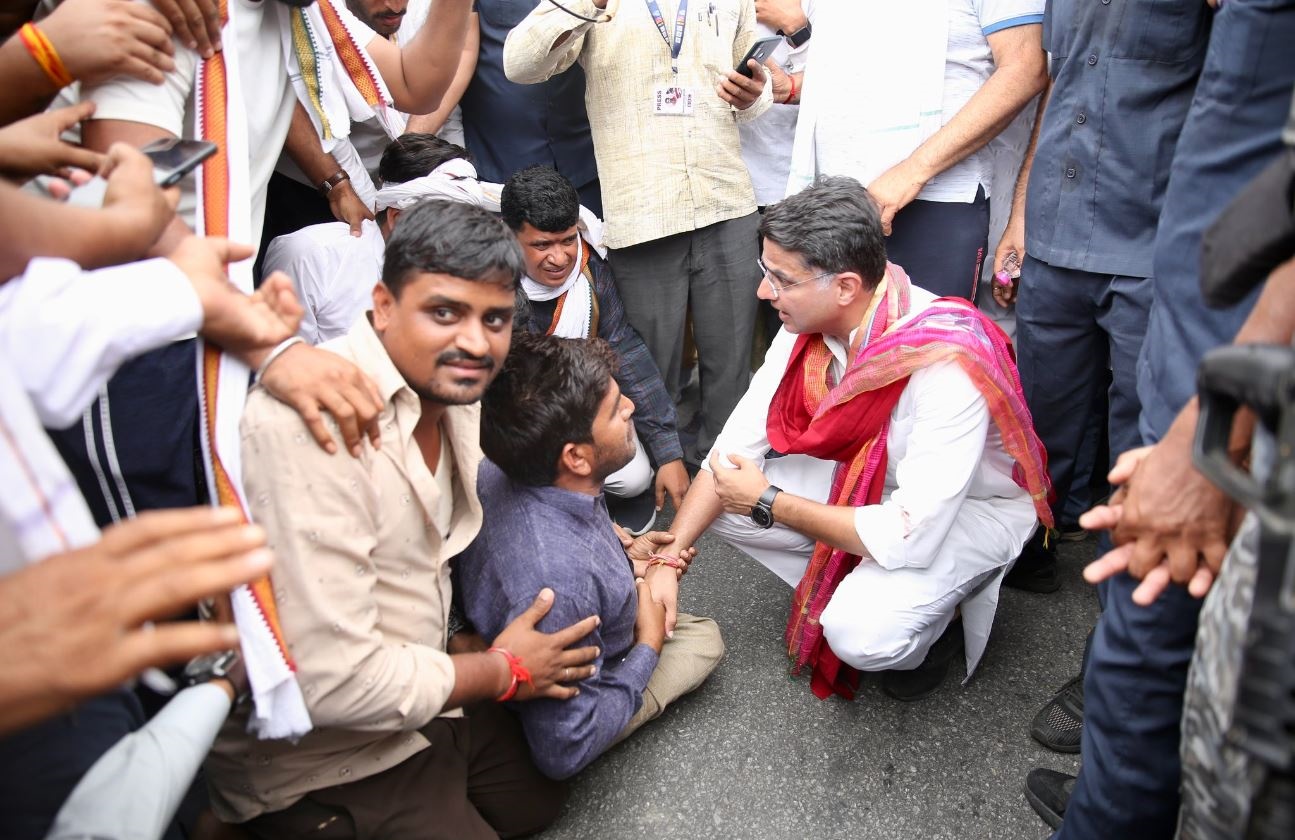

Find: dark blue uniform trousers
<box><xmin>1059</xmin><ymin>0</ymin><xmax>1295</xmax><ymax>836</ymax></box>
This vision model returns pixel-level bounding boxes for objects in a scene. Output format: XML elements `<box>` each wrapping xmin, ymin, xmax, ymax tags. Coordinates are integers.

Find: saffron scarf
<box><xmin>767</xmin><ymin>265</ymin><xmax>1052</xmax><ymax>700</ymax></box>
<box><xmin>283</xmin><ymin>0</ymin><xmax>406</xmax><ymax>208</ymax></box>
<box><xmin>196</xmin><ymin>0</ymin><xmax>311</xmax><ymax>739</ymax></box>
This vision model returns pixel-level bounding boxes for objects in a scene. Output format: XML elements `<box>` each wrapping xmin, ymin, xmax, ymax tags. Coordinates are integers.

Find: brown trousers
<box><xmin>242</xmin><ymin>704</ymin><xmax>564</xmax><ymax>840</ymax></box>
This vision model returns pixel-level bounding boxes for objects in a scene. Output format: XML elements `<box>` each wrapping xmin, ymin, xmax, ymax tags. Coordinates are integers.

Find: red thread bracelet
<box><xmin>647</xmin><ymin>552</ymin><xmax>684</xmax><ymax>570</ymax></box>
<box><xmin>487</xmin><ymin>647</ymin><xmax>533</xmax><ymax>702</ymax></box>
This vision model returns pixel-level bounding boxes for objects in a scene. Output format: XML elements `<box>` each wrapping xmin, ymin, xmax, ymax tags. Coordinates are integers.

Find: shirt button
<box><xmin>1076</xmin><ymin>113</ymin><xmax>1087</xmax><ymax>125</ymax></box>
<box><xmin>1087</xmin><ymin>54</ymin><xmax>1098</xmax><ymax>66</ymax></box>
<box><xmin>1065</xmin><ymin>167</ymin><xmax>1077</xmax><ymax>179</ymax></box>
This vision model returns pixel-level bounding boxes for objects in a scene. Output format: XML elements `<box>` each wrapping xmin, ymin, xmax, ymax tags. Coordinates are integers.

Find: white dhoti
<box><xmin>708</xmin><ymin>453</ymin><xmax>1037</xmax><ymax>679</ymax></box>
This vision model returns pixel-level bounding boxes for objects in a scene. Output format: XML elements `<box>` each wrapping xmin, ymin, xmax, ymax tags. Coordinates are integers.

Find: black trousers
<box><xmin>884</xmin><ymin>186</ymin><xmax>990</xmax><ymax>299</ymax></box>
<box><xmin>243</xmin><ymin>704</ymin><xmax>566</xmax><ymax>840</ymax></box>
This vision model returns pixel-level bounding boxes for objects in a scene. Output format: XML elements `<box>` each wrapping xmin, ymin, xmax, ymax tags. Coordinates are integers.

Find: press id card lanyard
<box><xmin>647</xmin><ymin>0</ymin><xmax>694</xmax><ymax>115</ymax></box>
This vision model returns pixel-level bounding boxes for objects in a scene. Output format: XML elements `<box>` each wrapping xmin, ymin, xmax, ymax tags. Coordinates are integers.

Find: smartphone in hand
<box><xmin>66</xmin><ymin>138</ymin><xmax>218</xmax><ymax>208</ymax></box>
<box><xmin>736</xmin><ymin>36</ymin><xmax>781</xmax><ymax>78</ymax></box>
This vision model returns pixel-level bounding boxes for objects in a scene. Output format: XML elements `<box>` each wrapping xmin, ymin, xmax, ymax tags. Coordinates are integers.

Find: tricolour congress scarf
<box><xmin>283</xmin><ymin>0</ymin><xmax>406</xmax><ymax>208</ymax></box>
<box><xmin>767</xmin><ymin>264</ymin><xmax>1053</xmax><ymax>701</ymax></box>
<box><xmin>196</xmin><ymin>0</ymin><xmax>310</xmax><ymax>740</ymax></box>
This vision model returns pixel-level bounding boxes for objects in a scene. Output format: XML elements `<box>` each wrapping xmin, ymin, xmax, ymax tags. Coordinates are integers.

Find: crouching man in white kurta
<box><xmin>662</xmin><ymin>176</ymin><xmax>1052</xmax><ymax>701</ymax></box>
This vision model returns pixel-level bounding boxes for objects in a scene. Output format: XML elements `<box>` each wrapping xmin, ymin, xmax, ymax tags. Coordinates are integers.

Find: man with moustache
<box><xmin>502</xmin><ymin>165</ymin><xmax>688</xmax><ymax>532</ymax></box>
<box><xmin>208</xmin><ymin>201</ymin><xmax>602</xmax><ymax>837</ymax></box>
<box><xmin>666</xmin><ymin>177</ymin><xmax>1050</xmax><ymax>701</ymax></box>
<box><xmin>456</xmin><ymin>333</ymin><xmax>723</xmax><ymax>779</ymax></box>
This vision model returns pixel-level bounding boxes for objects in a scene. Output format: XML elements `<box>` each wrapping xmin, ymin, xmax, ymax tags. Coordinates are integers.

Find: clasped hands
<box><xmin>1078</xmin><ymin>431</ymin><xmax>1242</xmax><ymax>606</ymax></box>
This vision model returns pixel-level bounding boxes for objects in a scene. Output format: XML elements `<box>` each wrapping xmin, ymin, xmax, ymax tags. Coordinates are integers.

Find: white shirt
<box><xmin>83</xmin><ymin>0</ymin><xmax>297</xmax><ymax>251</ymax></box>
<box><xmin>0</xmin><ymin>258</ymin><xmax>202</xmax><ymax>570</ymax></box>
<box><xmin>794</xmin><ymin>0</ymin><xmax>1044</xmax><ymax>203</ymax></box>
<box><xmin>706</xmin><ymin>285</ymin><xmax>1037</xmax><ymax>572</ymax></box>
<box><xmin>738</xmin><ymin>0</ymin><xmax>815</xmax><ymax>206</ymax></box>
<box><xmin>262</xmin><ymin>220</ymin><xmax>386</xmax><ymax>345</ymax></box>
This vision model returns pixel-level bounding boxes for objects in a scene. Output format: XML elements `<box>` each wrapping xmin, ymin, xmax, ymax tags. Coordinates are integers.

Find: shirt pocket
<box><xmin>1109</xmin><ymin>0</ymin><xmax>1210</xmax><ymax>64</ymax></box>
<box><xmin>699</xmin><ymin>3</ymin><xmax>744</xmax><ymax>78</ymax></box>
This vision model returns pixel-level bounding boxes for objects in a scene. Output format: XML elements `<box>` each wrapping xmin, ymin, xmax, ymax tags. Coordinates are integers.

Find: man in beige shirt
<box><xmin>208</xmin><ymin>201</ymin><xmax>602</xmax><ymax>838</ymax></box>
<box><xmin>505</xmin><ymin>0</ymin><xmax>772</xmax><ymax>465</ymax></box>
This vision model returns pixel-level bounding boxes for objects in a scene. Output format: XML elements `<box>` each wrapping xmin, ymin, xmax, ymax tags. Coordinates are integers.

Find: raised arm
<box><xmin>363</xmin><ymin>0</ymin><xmax>475</xmax><ymax>115</ymax></box>
<box><xmin>504</xmin><ymin>0</ymin><xmax>615</xmax><ymax>85</ymax></box>
<box><xmin>406</xmin><ymin>13</ymin><xmax>480</xmax><ymax>135</ymax></box>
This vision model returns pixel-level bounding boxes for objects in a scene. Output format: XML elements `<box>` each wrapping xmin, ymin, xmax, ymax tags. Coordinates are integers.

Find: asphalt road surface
<box><xmin>538</xmin><ymin>521</ymin><xmax>1098</xmax><ymax>840</ymax></box>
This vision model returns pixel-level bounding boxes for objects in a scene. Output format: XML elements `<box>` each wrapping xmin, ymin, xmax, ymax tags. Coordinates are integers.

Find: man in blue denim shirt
<box><xmin>456</xmin><ymin>334</ymin><xmax>722</xmax><ymax>779</ymax></box>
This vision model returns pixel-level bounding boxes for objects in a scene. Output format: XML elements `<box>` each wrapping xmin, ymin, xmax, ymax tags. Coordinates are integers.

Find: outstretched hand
<box><xmin>167</xmin><ymin>237</ymin><xmax>302</xmax><ymax>355</ymax></box>
<box><xmin>0</xmin><ymin>102</ymin><xmax>103</xmax><ymax>182</ymax></box>
<box><xmin>0</xmin><ymin>507</ymin><xmax>272</xmax><ymax>735</ymax></box>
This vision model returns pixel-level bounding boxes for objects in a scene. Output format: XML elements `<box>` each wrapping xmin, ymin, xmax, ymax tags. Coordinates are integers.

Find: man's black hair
<box><xmin>378</xmin><ymin>133</ymin><xmax>471</xmax><ymax>185</ymax></box>
<box><xmin>382</xmin><ymin>200</ymin><xmax>524</xmax><ymax>297</ymax></box>
<box><xmin>499</xmin><ymin>165</ymin><xmax>581</xmax><ymax>233</ymax></box>
<box><xmin>481</xmin><ymin>333</ymin><xmax>619</xmax><ymax>487</ymax></box>
<box><xmin>759</xmin><ymin>175</ymin><xmax>888</xmax><ymax>285</ymax></box>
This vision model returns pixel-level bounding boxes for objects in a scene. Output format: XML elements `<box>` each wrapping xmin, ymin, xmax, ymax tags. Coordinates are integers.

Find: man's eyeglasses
<box><xmin>756</xmin><ymin>258</ymin><xmax>835</xmax><ymax>299</ymax></box>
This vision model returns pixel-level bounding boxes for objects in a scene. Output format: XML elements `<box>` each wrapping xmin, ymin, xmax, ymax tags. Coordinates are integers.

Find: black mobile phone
<box><xmin>736</xmin><ymin>36</ymin><xmax>782</xmax><ymax>78</ymax></box>
<box><xmin>140</xmin><ymin>138</ymin><xmax>219</xmax><ymax>187</ymax></box>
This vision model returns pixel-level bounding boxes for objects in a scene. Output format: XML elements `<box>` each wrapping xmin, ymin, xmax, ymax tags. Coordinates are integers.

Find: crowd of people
<box><xmin>1</xmin><ymin>0</ymin><xmax>1293</xmax><ymax>838</ymax></box>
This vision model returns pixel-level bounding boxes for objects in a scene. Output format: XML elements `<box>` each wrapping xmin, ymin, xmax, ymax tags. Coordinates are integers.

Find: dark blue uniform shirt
<box><xmin>1025</xmin><ymin>0</ymin><xmax>1211</xmax><ymax>278</ymax></box>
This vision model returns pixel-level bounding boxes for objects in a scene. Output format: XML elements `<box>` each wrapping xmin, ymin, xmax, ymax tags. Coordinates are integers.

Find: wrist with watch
<box><xmin>778</xmin><ymin>20</ymin><xmax>811</xmax><ymax>48</ymax></box>
<box><xmin>749</xmin><ymin>484</ymin><xmax>782</xmax><ymax>529</ymax></box>
<box><xmin>318</xmin><ymin>170</ymin><xmax>350</xmax><ymax>197</ymax></box>
<box><xmin>182</xmin><ymin>649</ymin><xmax>250</xmax><ymax>706</ymax></box>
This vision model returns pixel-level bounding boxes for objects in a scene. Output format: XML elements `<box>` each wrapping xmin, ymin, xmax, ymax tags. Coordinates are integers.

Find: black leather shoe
<box><xmin>881</xmin><ymin>619</ymin><xmax>964</xmax><ymax>701</ymax></box>
<box><xmin>1030</xmin><ymin>674</ymin><xmax>1084</xmax><ymax>753</ymax></box>
<box><xmin>1024</xmin><ymin>768</ymin><xmax>1076</xmax><ymax>829</ymax></box>
<box><xmin>1004</xmin><ymin>530</ymin><xmax>1060</xmax><ymax>593</ymax></box>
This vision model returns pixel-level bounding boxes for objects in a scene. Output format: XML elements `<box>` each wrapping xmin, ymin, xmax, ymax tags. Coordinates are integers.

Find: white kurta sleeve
<box><xmin>853</xmin><ymin>361</ymin><xmax>990</xmax><ymax>570</ymax></box>
<box><xmin>45</xmin><ymin>685</ymin><xmax>231</xmax><ymax>840</ymax></box>
<box><xmin>0</xmin><ymin>258</ymin><xmax>202</xmax><ymax>429</ymax></box>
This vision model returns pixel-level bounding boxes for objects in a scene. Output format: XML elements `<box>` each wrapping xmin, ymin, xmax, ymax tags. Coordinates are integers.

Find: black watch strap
<box><xmin>751</xmin><ymin>484</ymin><xmax>783</xmax><ymax>529</ymax></box>
<box><xmin>780</xmin><ymin>22</ymin><xmax>812</xmax><ymax>48</ymax></box>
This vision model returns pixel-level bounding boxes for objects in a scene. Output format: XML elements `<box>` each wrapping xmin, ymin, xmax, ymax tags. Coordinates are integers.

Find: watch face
<box><xmin>751</xmin><ymin>504</ymin><xmax>774</xmax><ymax>529</ymax></box>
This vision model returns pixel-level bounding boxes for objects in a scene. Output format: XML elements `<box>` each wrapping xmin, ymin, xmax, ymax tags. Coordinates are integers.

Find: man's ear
<box><xmin>380</xmin><ymin>207</ymin><xmax>402</xmax><ymax>239</ymax></box>
<box><xmin>372</xmin><ymin>281</ymin><xmax>395</xmax><ymax>331</ymax></box>
<box><xmin>559</xmin><ymin>441</ymin><xmax>593</xmax><ymax>479</ymax></box>
<box><xmin>835</xmin><ymin>271</ymin><xmax>866</xmax><ymax>307</ymax></box>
